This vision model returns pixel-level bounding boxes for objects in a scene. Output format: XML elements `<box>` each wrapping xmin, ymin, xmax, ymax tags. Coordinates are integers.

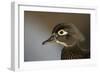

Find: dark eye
<box><xmin>58</xmin><ymin>29</ymin><xmax>68</xmax><ymax>36</ymax></box>
<box><xmin>59</xmin><ymin>31</ymin><xmax>63</xmax><ymax>34</ymax></box>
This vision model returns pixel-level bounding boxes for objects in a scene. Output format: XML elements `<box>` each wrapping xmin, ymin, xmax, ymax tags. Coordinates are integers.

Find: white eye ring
<box><xmin>58</xmin><ymin>29</ymin><xmax>68</xmax><ymax>36</ymax></box>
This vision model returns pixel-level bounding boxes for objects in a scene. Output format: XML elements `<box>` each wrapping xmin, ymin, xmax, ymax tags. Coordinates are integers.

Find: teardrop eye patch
<box><xmin>58</xmin><ymin>29</ymin><xmax>68</xmax><ymax>36</ymax></box>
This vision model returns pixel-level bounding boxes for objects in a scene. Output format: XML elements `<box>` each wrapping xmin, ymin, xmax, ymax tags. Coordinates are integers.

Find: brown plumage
<box><xmin>61</xmin><ymin>45</ymin><xmax>90</xmax><ymax>59</ymax></box>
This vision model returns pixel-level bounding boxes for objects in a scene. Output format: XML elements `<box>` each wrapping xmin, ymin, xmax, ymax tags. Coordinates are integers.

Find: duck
<box><xmin>42</xmin><ymin>23</ymin><xmax>90</xmax><ymax>60</ymax></box>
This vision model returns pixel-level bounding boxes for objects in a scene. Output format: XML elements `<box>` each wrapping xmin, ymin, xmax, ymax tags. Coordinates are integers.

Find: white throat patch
<box><xmin>55</xmin><ymin>40</ymin><xmax>68</xmax><ymax>47</ymax></box>
<box><xmin>55</xmin><ymin>40</ymin><xmax>76</xmax><ymax>47</ymax></box>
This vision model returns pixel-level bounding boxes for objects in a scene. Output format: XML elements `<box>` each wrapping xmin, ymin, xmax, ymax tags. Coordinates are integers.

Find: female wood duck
<box><xmin>42</xmin><ymin>23</ymin><xmax>90</xmax><ymax>60</ymax></box>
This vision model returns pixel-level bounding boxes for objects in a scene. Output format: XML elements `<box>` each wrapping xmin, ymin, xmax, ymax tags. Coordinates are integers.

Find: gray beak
<box><xmin>42</xmin><ymin>35</ymin><xmax>55</xmax><ymax>45</ymax></box>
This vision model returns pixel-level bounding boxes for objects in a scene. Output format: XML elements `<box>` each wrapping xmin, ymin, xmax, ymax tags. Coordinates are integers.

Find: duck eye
<box><xmin>58</xmin><ymin>29</ymin><xmax>68</xmax><ymax>36</ymax></box>
<box><xmin>60</xmin><ymin>31</ymin><xmax>63</xmax><ymax>34</ymax></box>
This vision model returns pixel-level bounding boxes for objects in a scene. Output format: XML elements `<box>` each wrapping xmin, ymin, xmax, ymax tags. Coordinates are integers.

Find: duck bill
<box><xmin>42</xmin><ymin>35</ymin><xmax>55</xmax><ymax>45</ymax></box>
